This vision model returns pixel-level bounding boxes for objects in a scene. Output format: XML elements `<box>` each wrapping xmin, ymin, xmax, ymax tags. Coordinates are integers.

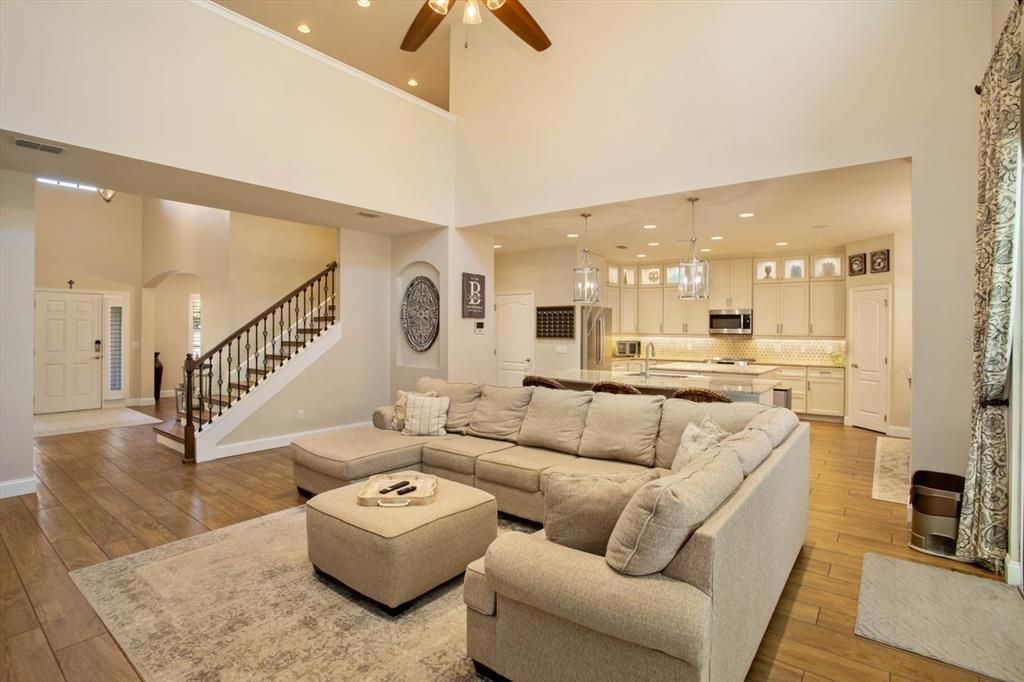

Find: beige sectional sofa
<box><xmin>289</xmin><ymin>377</ymin><xmax>809</xmax><ymax>681</ymax></box>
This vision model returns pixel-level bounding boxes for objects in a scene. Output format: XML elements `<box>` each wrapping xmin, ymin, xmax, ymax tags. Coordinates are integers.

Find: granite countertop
<box><xmin>611</xmin><ymin>356</ymin><xmax>844</xmax><ymax>370</ymax></box>
<box><xmin>647</xmin><ymin>361</ymin><xmax>778</xmax><ymax>376</ymax></box>
<box><xmin>551</xmin><ymin>370</ymin><xmax>779</xmax><ymax>397</ymax></box>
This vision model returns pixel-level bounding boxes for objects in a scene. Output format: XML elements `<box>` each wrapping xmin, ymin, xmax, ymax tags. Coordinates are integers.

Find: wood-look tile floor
<box><xmin>0</xmin><ymin>405</ymin><xmax>998</xmax><ymax>682</ymax></box>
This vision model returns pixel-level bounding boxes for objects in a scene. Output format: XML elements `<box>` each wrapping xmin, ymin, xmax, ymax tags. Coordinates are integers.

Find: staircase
<box><xmin>155</xmin><ymin>261</ymin><xmax>338</xmax><ymax>462</ymax></box>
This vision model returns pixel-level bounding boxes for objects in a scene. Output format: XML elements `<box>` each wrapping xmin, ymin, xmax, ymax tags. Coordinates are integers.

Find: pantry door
<box><xmin>496</xmin><ymin>292</ymin><xmax>534</xmax><ymax>387</ymax></box>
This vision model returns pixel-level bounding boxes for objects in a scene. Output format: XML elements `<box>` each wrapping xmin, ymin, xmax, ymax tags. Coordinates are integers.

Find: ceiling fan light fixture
<box><xmin>462</xmin><ymin>0</ymin><xmax>483</xmax><ymax>24</ymax></box>
<box><xmin>97</xmin><ymin>188</ymin><xmax>116</xmax><ymax>203</ymax></box>
<box><xmin>486</xmin><ymin>0</ymin><xmax>506</xmax><ymax>9</ymax></box>
<box><xmin>428</xmin><ymin>0</ymin><xmax>449</xmax><ymax>15</ymax></box>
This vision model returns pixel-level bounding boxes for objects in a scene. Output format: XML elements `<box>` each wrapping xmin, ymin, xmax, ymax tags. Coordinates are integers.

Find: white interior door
<box><xmin>35</xmin><ymin>291</ymin><xmax>103</xmax><ymax>413</ymax></box>
<box><xmin>848</xmin><ymin>287</ymin><xmax>889</xmax><ymax>431</ymax></box>
<box><xmin>496</xmin><ymin>292</ymin><xmax>534</xmax><ymax>387</ymax></box>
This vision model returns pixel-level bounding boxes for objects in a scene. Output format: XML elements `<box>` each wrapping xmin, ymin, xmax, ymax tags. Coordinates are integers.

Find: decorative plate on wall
<box><xmin>400</xmin><ymin>276</ymin><xmax>440</xmax><ymax>352</ymax></box>
<box><xmin>849</xmin><ymin>253</ymin><xmax>867</xmax><ymax>276</ymax></box>
<box><xmin>870</xmin><ymin>249</ymin><xmax>890</xmax><ymax>273</ymax></box>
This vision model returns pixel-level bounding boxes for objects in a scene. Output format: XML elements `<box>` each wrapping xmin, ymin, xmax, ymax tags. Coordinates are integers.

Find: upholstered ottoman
<box><xmin>306</xmin><ymin>473</ymin><xmax>498</xmax><ymax>609</ymax></box>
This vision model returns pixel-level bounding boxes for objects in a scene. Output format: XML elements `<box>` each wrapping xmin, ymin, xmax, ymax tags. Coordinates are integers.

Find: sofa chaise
<box><xmin>288</xmin><ymin>376</ymin><xmax>809</xmax><ymax>681</ymax></box>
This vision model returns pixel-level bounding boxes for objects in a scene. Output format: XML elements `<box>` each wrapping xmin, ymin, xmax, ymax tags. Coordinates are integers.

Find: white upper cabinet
<box><xmin>637</xmin><ymin>288</ymin><xmax>663</xmax><ymax>333</ymax></box>
<box><xmin>809</xmin><ymin>280</ymin><xmax>845</xmax><ymax>337</ymax></box>
<box><xmin>621</xmin><ymin>266</ymin><xmax>637</xmax><ymax>288</ymax></box>
<box><xmin>606</xmin><ymin>285</ymin><xmax>621</xmax><ymax>334</ymax></box>
<box><xmin>685</xmin><ymin>298</ymin><xmax>710</xmax><ymax>335</ymax></box>
<box><xmin>753</xmin><ymin>281</ymin><xmax>808</xmax><ymax>336</ymax></box>
<box><xmin>662</xmin><ymin>288</ymin><xmax>685</xmax><ymax>333</ymax></box>
<box><xmin>708</xmin><ymin>259</ymin><xmax>752</xmax><ymax>309</ymax></box>
<box><xmin>607</xmin><ymin>264</ymin><xmax>620</xmax><ymax>285</ymax></box>
<box><xmin>619</xmin><ymin>286</ymin><xmax>637</xmax><ymax>333</ymax></box>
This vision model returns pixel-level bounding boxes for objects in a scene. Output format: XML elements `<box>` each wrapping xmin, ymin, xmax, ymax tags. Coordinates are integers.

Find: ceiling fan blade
<box><xmin>401</xmin><ymin>1</ymin><xmax>447</xmax><ymax>52</ymax></box>
<box><xmin>489</xmin><ymin>0</ymin><xmax>551</xmax><ymax>51</ymax></box>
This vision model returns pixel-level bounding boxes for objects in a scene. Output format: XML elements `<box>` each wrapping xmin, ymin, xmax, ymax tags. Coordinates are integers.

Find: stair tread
<box><xmin>265</xmin><ymin>354</ymin><xmax>289</xmax><ymax>361</ymax></box>
<box><xmin>281</xmin><ymin>340</ymin><xmax>305</xmax><ymax>347</ymax></box>
<box><xmin>248</xmin><ymin>367</ymin><xmax>269</xmax><ymax>375</ymax></box>
<box><xmin>153</xmin><ymin>419</ymin><xmax>185</xmax><ymax>443</ymax></box>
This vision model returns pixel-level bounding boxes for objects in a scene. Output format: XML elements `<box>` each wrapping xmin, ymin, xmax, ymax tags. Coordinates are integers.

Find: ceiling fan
<box><xmin>401</xmin><ymin>0</ymin><xmax>551</xmax><ymax>52</ymax></box>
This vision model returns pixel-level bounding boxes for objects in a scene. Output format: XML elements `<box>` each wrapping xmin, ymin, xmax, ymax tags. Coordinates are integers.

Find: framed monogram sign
<box><xmin>462</xmin><ymin>273</ymin><xmax>485</xmax><ymax>319</ymax></box>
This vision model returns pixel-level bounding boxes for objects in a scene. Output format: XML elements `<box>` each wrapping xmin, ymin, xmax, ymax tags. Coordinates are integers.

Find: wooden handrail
<box><xmin>194</xmin><ymin>261</ymin><xmax>337</xmax><ymax>365</ymax></box>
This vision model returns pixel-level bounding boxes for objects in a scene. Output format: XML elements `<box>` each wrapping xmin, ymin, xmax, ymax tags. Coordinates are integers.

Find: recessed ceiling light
<box><xmin>297</xmin><ymin>23</ymin><xmax>311</xmax><ymax>33</ymax></box>
<box><xmin>739</xmin><ymin>212</ymin><xmax>754</xmax><ymax>218</ymax></box>
<box><xmin>615</xmin><ymin>245</ymin><xmax>628</xmax><ymax>250</ymax></box>
<box><xmin>700</xmin><ymin>248</ymin><xmax>712</xmax><ymax>253</ymax></box>
<box><xmin>647</xmin><ymin>242</ymin><xmax>659</xmax><ymax>247</ymax></box>
<box><xmin>357</xmin><ymin>0</ymin><xmax>371</xmax><ymax>6</ymax></box>
<box><xmin>642</xmin><ymin>224</ymin><xmax>657</xmax><ymax>230</ymax></box>
<box><xmin>407</xmin><ymin>79</ymin><xmax>418</xmax><ymax>87</ymax></box>
<box><xmin>493</xmin><ymin>244</ymin><xmax>502</xmax><ymax>249</ymax></box>
<box><xmin>775</xmin><ymin>241</ymin><xmax>789</xmax><ymax>247</ymax></box>
<box><xmin>710</xmin><ymin>235</ymin><xmax>723</xmax><ymax>241</ymax></box>
<box><xmin>636</xmin><ymin>254</ymin><xmax>647</xmax><ymax>258</ymax></box>
<box><xmin>566</xmin><ymin>233</ymin><xmax>579</xmax><ymax>238</ymax></box>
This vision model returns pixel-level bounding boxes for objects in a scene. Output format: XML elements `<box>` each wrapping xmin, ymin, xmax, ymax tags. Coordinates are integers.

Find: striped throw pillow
<box><xmin>402</xmin><ymin>394</ymin><xmax>451</xmax><ymax>436</ymax></box>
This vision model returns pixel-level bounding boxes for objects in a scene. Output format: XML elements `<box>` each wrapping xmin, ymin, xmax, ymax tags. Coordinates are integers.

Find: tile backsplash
<box><xmin>614</xmin><ymin>336</ymin><xmax>847</xmax><ymax>366</ymax></box>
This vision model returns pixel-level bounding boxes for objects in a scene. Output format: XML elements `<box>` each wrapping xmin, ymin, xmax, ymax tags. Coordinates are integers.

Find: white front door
<box><xmin>848</xmin><ymin>287</ymin><xmax>889</xmax><ymax>432</ymax></box>
<box><xmin>34</xmin><ymin>291</ymin><xmax>103</xmax><ymax>414</ymax></box>
<box><xmin>496</xmin><ymin>292</ymin><xmax>534</xmax><ymax>387</ymax></box>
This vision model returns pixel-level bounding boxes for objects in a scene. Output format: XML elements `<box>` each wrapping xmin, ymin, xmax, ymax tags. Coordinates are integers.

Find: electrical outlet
<box><xmin>773</xmin><ymin>343</ymin><xmax>782</xmax><ymax>353</ymax></box>
<box><xmin>297</xmin><ymin>409</ymin><xmax>305</xmax><ymax>421</ymax></box>
<box><xmin>555</xmin><ymin>345</ymin><xmax>567</xmax><ymax>354</ymax></box>
<box><xmin>686</xmin><ymin>342</ymin><xmax>693</xmax><ymax>350</ymax></box>
<box><xmin>131</xmin><ymin>341</ymin><xmax>140</xmax><ymax>349</ymax></box>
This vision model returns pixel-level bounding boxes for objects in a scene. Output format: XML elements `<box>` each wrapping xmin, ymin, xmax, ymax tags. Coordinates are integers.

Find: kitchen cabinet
<box><xmin>768</xmin><ymin>366</ymin><xmax>807</xmax><ymax>413</ymax></box>
<box><xmin>638</xmin><ymin>288</ymin><xmax>663</xmax><ymax>334</ymax></box>
<box><xmin>807</xmin><ymin>368</ymin><xmax>845</xmax><ymax>416</ymax></box>
<box><xmin>620</xmin><ymin>286</ymin><xmax>637</xmax><ymax>333</ymax></box>
<box><xmin>754</xmin><ymin>282</ymin><xmax>808</xmax><ymax>336</ymax></box>
<box><xmin>662</xmin><ymin>289</ymin><xmax>708</xmax><ymax>335</ymax></box>
<box><xmin>606</xmin><ymin>285</ymin><xmax>620</xmax><ymax>334</ymax></box>
<box><xmin>708</xmin><ymin>258</ymin><xmax>752</xmax><ymax>309</ymax></box>
<box><xmin>809</xmin><ymin>280</ymin><xmax>845</xmax><ymax>337</ymax></box>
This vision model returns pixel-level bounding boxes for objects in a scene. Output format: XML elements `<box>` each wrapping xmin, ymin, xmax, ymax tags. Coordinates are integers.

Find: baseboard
<box><xmin>887</xmin><ymin>425</ymin><xmax>912</xmax><ymax>438</ymax></box>
<box><xmin>160</xmin><ymin>389</ymin><xmax>177</xmax><ymax>398</ymax></box>
<box><xmin>0</xmin><ymin>476</ymin><xmax>38</xmax><ymax>499</ymax></box>
<box><xmin>210</xmin><ymin>420</ymin><xmax>373</xmax><ymax>459</ymax></box>
<box><xmin>1007</xmin><ymin>559</ymin><xmax>1022</xmax><ymax>587</ymax></box>
<box><xmin>124</xmin><ymin>397</ymin><xmax>156</xmax><ymax>407</ymax></box>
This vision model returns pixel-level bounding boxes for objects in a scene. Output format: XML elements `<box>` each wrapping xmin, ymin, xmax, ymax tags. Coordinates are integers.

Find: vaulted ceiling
<box><xmin>215</xmin><ymin>0</ymin><xmax>451</xmax><ymax>110</ymax></box>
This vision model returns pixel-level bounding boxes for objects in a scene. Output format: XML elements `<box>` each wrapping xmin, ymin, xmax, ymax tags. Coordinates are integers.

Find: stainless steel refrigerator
<box><xmin>579</xmin><ymin>306</ymin><xmax>612</xmax><ymax>370</ymax></box>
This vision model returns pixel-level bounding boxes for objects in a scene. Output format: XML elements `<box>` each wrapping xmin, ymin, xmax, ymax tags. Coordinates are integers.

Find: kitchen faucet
<box><xmin>643</xmin><ymin>342</ymin><xmax>656</xmax><ymax>377</ymax></box>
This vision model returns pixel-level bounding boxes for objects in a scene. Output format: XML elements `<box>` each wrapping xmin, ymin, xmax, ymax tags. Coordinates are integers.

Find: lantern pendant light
<box><xmin>678</xmin><ymin>197</ymin><xmax>709</xmax><ymax>300</ymax></box>
<box><xmin>573</xmin><ymin>212</ymin><xmax>600</xmax><ymax>303</ymax></box>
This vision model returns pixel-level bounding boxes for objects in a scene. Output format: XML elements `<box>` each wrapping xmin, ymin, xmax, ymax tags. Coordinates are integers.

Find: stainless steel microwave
<box><xmin>709</xmin><ymin>309</ymin><xmax>753</xmax><ymax>335</ymax></box>
<box><xmin>615</xmin><ymin>339</ymin><xmax>641</xmax><ymax>357</ymax></box>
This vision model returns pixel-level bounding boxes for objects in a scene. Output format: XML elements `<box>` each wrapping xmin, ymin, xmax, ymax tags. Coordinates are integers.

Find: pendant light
<box><xmin>678</xmin><ymin>197</ymin><xmax>709</xmax><ymax>299</ymax></box>
<box><xmin>573</xmin><ymin>212</ymin><xmax>600</xmax><ymax>303</ymax></box>
<box><xmin>462</xmin><ymin>0</ymin><xmax>482</xmax><ymax>24</ymax></box>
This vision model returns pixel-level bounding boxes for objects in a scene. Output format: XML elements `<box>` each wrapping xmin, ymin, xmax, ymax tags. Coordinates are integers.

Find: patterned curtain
<box><xmin>956</xmin><ymin>3</ymin><xmax>1022</xmax><ymax>575</ymax></box>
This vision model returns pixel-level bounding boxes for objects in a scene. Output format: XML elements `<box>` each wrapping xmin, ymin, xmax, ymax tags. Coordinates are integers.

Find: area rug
<box><xmin>871</xmin><ymin>436</ymin><xmax>911</xmax><ymax>504</ymax></box>
<box><xmin>855</xmin><ymin>552</ymin><xmax>1024</xmax><ymax>681</ymax></box>
<box><xmin>71</xmin><ymin>506</ymin><xmax>538</xmax><ymax>681</ymax></box>
<box><xmin>33</xmin><ymin>407</ymin><xmax>160</xmax><ymax>436</ymax></box>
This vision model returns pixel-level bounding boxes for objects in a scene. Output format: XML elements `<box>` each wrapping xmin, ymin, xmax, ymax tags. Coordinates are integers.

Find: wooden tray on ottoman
<box><xmin>357</xmin><ymin>472</ymin><xmax>438</xmax><ymax>507</ymax></box>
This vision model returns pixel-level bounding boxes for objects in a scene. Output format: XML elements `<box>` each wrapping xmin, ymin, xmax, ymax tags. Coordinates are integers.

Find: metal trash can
<box><xmin>773</xmin><ymin>387</ymin><xmax>792</xmax><ymax>409</ymax></box>
<box><xmin>909</xmin><ymin>470</ymin><xmax>966</xmax><ymax>559</ymax></box>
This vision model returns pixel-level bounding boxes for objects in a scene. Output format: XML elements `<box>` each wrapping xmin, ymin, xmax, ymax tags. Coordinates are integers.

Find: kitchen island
<box><xmin>550</xmin><ymin>370</ymin><xmax>779</xmax><ymax>404</ymax></box>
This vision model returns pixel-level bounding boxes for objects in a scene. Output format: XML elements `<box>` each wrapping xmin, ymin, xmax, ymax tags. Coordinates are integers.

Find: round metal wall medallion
<box><xmin>400</xmin><ymin>276</ymin><xmax>440</xmax><ymax>352</ymax></box>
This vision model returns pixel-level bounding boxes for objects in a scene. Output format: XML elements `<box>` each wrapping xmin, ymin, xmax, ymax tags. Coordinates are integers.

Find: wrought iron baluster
<box><xmin>217</xmin><ymin>349</ymin><xmax>223</xmax><ymax>417</ymax></box>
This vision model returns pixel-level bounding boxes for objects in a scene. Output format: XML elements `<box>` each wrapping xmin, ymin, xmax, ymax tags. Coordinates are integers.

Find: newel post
<box><xmin>183</xmin><ymin>353</ymin><xmax>196</xmax><ymax>464</ymax></box>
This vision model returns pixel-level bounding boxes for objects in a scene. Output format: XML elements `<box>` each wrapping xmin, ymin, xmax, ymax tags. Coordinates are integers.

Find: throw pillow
<box><xmin>671</xmin><ymin>415</ymin><xmax>729</xmax><ymax>472</ymax></box>
<box><xmin>402</xmin><ymin>394</ymin><xmax>451</xmax><ymax>436</ymax></box>
<box><xmin>392</xmin><ymin>389</ymin><xmax>438</xmax><ymax>431</ymax></box>
<box><xmin>717</xmin><ymin>428</ymin><xmax>774</xmax><ymax>476</ymax></box>
<box><xmin>544</xmin><ymin>471</ymin><xmax>660</xmax><ymax>555</ymax></box>
<box><xmin>517</xmin><ymin>387</ymin><xmax>594</xmax><ymax>454</ymax></box>
<box><xmin>576</xmin><ymin>393</ymin><xmax>665</xmax><ymax>466</ymax></box>
<box><xmin>467</xmin><ymin>385</ymin><xmax>534</xmax><ymax>441</ymax></box>
<box><xmin>654</xmin><ymin>400</ymin><xmax>768</xmax><ymax>468</ymax></box>
<box><xmin>416</xmin><ymin>377</ymin><xmax>483</xmax><ymax>433</ymax></box>
<box><xmin>605</xmin><ymin>448</ymin><xmax>743</xmax><ymax>576</ymax></box>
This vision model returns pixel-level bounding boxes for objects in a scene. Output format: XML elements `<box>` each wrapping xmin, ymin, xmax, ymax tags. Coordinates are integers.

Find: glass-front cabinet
<box><xmin>607</xmin><ymin>264</ymin><xmax>620</xmax><ymax>285</ymax></box>
<box><xmin>664</xmin><ymin>264</ymin><xmax>681</xmax><ymax>286</ymax></box>
<box><xmin>754</xmin><ymin>258</ymin><xmax>779</xmax><ymax>282</ymax></box>
<box><xmin>783</xmin><ymin>257</ymin><xmax>807</xmax><ymax>280</ymax></box>
<box><xmin>620</xmin><ymin>265</ymin><xmax>637</xmax><ymax>287</ymax></box>
<box><xmin>812</xmin><ymin>255</ymin><xmax>843</xmax><ymax>279</ymax></box>
<box><xmin>639</xmin><ymin>265</ymin><xmax>662</xmax><ymax>287</ymax></box>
